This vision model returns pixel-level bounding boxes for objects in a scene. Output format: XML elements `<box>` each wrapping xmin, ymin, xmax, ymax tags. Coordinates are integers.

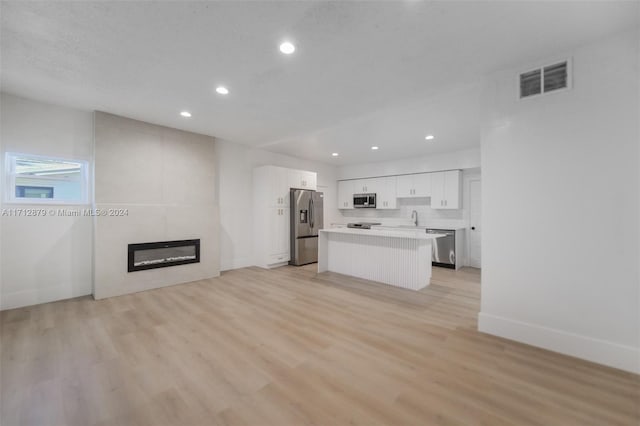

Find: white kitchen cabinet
<box><xmin>353</xmin><ymin>177</ymin><xmax>378</xmax><ymax>194</ymax></box>
<box><xmin>337</xmin><ymin>180</ymin><xmax>354</xmax><ymax>209</ymax></box>
<box><xmin>268</xmin><ymin>166</ymin><xmax>289</xmax><ymax>207</ymax></box>
<box><xmin>396</xmin><ymin>173</ymin><xmax>431</xmax><ymax>198</ymax></box>
<box><xmin>376</xmin><ymin>176</ymin><xmax>398</xmax><ymax>209</ymax></box>
<box><xmin>254</xmin><ymin>165</ymin><xmax>316</xmax><ymax>268</ymax></box>
<box><xmin>431</xmin><ymin>170</ymin><xmax>461</xmax><ymax>209</ymax></box>
<box><xmin>267</xmin><ymin>207</ymin><xmax>290</xmax><ymax>263</ymax></box>
<box><xmin>338</xmin><ymin>177</ymin><xmax>397</xmax><ymax>209</ymax></box>
<box><xmin>288</xmin><ymin>169</ymin><xmax>317</xmax><ymax>190</ymax></box>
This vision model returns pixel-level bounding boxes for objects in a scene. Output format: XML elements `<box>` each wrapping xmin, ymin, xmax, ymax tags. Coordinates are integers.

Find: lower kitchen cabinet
<box><xmin>268</xmin><ymin>207</ymin><xmax>290</xmax><ymax>264</ymax></box>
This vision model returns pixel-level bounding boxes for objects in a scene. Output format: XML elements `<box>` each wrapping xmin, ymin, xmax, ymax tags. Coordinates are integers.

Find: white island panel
<box><xmin>318</xmin><ymin>228</ymin><xmax>442</xmax><ymax>291</ymax></box>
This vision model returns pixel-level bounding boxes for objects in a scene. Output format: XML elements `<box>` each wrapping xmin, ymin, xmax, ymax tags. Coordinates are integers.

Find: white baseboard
<box><xmin>220</xmin><ymin>256</ymin><xmax>252</xmax><ymax>271</ymax></box>
<box><xmin>1</xmin><ymin>287</ymin><xmax>92</xmax><ymax>311</ymax></box>
<box><xmin>478</xmin><ymin>312</ymin><xmax>640</xmax><ymax>374</ymax></box>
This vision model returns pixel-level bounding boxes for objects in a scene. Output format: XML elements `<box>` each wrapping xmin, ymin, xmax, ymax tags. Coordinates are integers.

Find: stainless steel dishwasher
<box><xmin>426</xmin><ymin>229</ymin><xmax>456</xmax><ymax>269</ymax></box>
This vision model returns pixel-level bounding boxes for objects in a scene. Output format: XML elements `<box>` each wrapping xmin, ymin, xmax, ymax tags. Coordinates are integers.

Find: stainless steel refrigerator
<box><xmin>289</xmin><ymin>189</ymin><xmax>324</xmax><ymax>266</ymax></box>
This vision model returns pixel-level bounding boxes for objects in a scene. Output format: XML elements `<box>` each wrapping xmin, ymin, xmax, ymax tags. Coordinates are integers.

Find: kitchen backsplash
<box><xmin>336</xmin><ymin>197</ymin><xmax>468</xmax><ymax>229</ymax></box>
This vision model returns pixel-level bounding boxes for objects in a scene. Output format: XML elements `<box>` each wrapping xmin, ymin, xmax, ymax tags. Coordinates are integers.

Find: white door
<box><xmin>468</xmin><ymin>180</ymin><xmax>482</xmax><ymax>268</ymax></box>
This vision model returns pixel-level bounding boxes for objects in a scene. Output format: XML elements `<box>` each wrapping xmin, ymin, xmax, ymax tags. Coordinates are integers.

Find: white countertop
<box><xmin>320</xmin><ymin>227</ymin><xmax>446</xmax><ymax>240</ymax></box>
<box><xmin>330</xmin><ymin>223</ymin><xmax>467</xmax><ymax>231</ymax></box>
<box><xmin>371</xmin><ymin>225</ymin><xmax>467</xmax><ymax>231</ymax></box>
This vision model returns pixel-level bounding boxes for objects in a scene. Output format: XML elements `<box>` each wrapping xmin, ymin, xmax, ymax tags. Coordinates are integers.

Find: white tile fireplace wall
<box><xmin>93</xmin><ymin>112</ymin><xmax>220</xmax><ymax>299</ymax></box>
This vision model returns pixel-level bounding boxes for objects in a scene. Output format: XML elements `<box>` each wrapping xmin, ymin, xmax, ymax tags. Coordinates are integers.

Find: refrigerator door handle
<box><xmin>309</xmin><ymin>197</ymin><xmax>314</xmax><ymax>230</ymax></box>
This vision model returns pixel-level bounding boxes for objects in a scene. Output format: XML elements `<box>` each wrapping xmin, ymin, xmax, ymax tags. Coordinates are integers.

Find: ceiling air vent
<box><xmin>519</xmin><ymin>60</ymin><xmax>570</xmax><ymax>99</ymax></box>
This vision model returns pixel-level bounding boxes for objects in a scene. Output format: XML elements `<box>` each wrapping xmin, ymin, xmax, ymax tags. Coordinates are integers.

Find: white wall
<box><xmin>479</xmin><ymin>30</ymin><xmax>640</xmax><ymax>373</ymax></box>
<box><xmin>0</xmin><ymin>93</ymin><xmax>94</xmax><ymax>310</ymax></box>
<box><xmin>93</xmin><ymin>112</ymin><xmax>220</xmax><ymax>299</ymax></box>
<box><xmin>337</xmin><ymin>148</ymin><xmax>480</xmax><ymax>180</ymax></box>
<box><xmin>215</xmin><ymin>139</ymin><xmax>339</xmax><ymax>271</ymax></box>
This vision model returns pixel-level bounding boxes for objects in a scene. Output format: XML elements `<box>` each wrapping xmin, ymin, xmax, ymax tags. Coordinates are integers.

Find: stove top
<box><xmin>346</xmin><ymin>222</ymin><xmax>382</xmax><ymax>229</ymax></box>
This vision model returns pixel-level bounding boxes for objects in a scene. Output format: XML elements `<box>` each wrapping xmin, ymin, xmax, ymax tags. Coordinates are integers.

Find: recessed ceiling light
<box><xmin>332</xmin><ymin>152</ymin><xmax>339</xmax><ymax>157</ymax></box>
<box><xmin>180</xmin><ymin>111</ymin><xmax>191</xmax><ymax>118</ymax></box>
<box><xmin>371</xmin><ymin>146</ymin><xmax>379</xmax><ymax>150</ymax></box>
<box><xmin>279</xmin><ymin>41</ymin><xmax>296</xmax><ymax>55</ymax></box>
<box><xmin>425</xmin><ymin>135</ymin><xmax>435</xmax><ymax>140</ymax></box>
<box><xmin>216</xmin><ymin>86</ymin><xmax>229</xmax><ymax>95</ymax></box>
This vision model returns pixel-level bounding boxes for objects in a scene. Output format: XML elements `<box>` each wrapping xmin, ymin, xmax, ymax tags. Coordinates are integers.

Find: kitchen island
<box><xmin>318</xmin><ymin>227</ymin><xmax>445</xmax><ymax>290</ymax></box>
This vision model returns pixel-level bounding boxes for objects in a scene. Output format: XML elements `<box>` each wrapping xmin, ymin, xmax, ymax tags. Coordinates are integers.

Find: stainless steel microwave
<box><xmin>354</xmin><ymin>193</ymin><xmax>376</xmax><ymax>208</ymax></box>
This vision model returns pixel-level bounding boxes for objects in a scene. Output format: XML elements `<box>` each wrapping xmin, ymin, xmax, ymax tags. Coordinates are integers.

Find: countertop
<box><xmin>320</xmin><ymin>227</ymin><xmax>446</xmax><ymax>240</ymax></box>
<box><xmin>371</xmin><ymin>225</ymin><xmax>468</xmax><ymax>231</ymax></box>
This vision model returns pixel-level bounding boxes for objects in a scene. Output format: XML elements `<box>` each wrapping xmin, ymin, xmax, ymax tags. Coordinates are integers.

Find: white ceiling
<box><xmin>2</xmin><ymin>1</ymin><xmax>638</xmax><ymax>165</ymax></box>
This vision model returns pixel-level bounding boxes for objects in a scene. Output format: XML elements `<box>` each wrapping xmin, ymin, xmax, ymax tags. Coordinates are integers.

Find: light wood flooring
<box><xmin>1</xmin><ymin>265</ymin><xmax>638</xmax><ymax>425</ymax></box>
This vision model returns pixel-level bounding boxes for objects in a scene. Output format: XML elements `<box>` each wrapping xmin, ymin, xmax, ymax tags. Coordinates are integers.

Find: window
<box><xmin>5</xmin><ymin>153</ymin><xmax>89</xmax><ymax>204</ymax></box>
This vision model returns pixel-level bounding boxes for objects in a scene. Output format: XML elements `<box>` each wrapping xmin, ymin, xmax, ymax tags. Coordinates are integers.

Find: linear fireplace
<box><xmin>128</xmin><ymin>239</ymin><xmax>200</xmax><ymax>272</ymax></box>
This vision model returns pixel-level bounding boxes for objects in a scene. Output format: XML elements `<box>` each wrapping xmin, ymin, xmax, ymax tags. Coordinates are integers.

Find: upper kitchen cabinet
<box><xmin>337</xmin><ymin>180</ymin><xmax>354</xmax><ymax>209</ymax></box>
<box><xmin>270</xmin><ymin>166</ymin><xmax>289</xmax><ymax>207</ymax></box>
<box><xmin>431</xmin><ymin>170</ymin><xmax>461</xmax><ymax>209</ymax></box>
<box><xmin>338</xmin><ymin>176</ymin><xmax>397</xmax><ymax>209</ymax></box>
<box><xmin>353</xmin><ymin>178</ymin><xmax>377</xmax><ymax>194</ymax></box>
<box><xmin>396</xmin><ymin>173</ymin><xmax>431</xmax><ymax>198</ymax></box>
<box><xmin>376</xmin><ymin>176</ymin><xmax>398</xmax><ymax>209</ymax></box>
<box><xmin>253</xmin><ymin>166</ymin><xmax>289</xmax><ymax>207</ymax></box>
<box><xmin>288</xmin><ymin>169</ymin><xmax>317</xmax><ymax>190</ymax></box>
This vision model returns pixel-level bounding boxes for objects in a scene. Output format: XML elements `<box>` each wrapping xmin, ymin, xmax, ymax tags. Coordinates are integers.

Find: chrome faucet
<box><xmin>411</xmin><ymin>210</ymin><xmax>418</xmax><ymax>227</ymax></box>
